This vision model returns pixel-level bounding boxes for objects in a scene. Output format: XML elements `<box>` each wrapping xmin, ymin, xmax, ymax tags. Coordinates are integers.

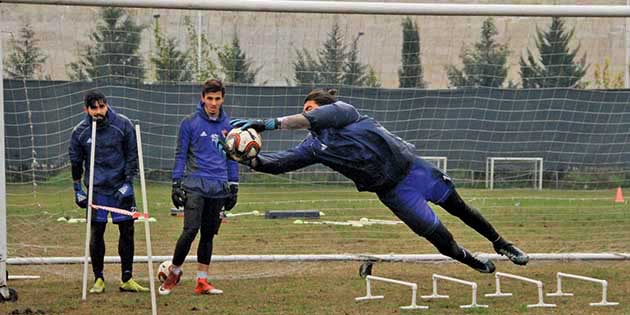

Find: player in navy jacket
<box><xmin>160</xmin><ymin>79</ymin><xmax>239</xmax><ymax>296</ymax></box>
<box><xmin>231</xmin><ymin>88</ymin><xmax>529</xmax><ymax>273</ymax></box>
<box><xmin>69</xmin><ymin>90</ymin><xmax>148</xmax><ymax>293</ymax></box>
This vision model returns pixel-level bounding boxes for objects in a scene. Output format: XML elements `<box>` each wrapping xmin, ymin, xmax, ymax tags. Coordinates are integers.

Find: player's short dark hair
<box><xmin>202</xmin><ymin>79</ymin><xmax>225</xmax><ymax>96</ymax></box>
<box><xmin>304</xmin><ymin>88</ymin><xmax>337</xmax><ymax>106</ymax></box>
<box><xmin>84</xmin><ymin>90</ymin><xmax>107</xmax><ymax>108</ymax></box>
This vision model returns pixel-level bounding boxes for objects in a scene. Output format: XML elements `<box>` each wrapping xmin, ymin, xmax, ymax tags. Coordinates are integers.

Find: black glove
<box><xmin>230</xmin><ymin>118</ymin><xmax>279</xmax><ymax>133</ymax></box>
<box><xmin>171</xmin><ymin>179</ymin><xmax>186</xmax><ymax>209</ymax></box>
<box><xmin>73</xmin><ymin>182</ymin><xmax>88</xmax><ymax>208</ymax></box>
<box><xmin>223</xmin><ymin>184</ymin><xmax>238</xmax><ymax>211</ymax></box>
<box><xmin>114</xmin><ymin>182</ymin><xmax>134</xmax><ymax>203</ymax></box>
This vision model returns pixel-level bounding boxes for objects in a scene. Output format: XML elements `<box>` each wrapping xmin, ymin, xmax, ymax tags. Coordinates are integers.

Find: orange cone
<box><xmin>615</xmin><ymin>187</ymin><xmax>625</xmax><ymax>203</ymax></box>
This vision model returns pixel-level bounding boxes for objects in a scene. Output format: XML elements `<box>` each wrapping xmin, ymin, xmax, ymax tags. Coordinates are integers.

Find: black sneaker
<box><xmin>494</xmin><ymin>243</ymin><xmax>529</xmax><ymax>266</ymax></box>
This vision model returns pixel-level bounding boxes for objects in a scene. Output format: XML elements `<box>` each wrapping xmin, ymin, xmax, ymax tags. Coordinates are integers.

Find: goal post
<box><xmin>486</xmin><ymin>157</ymin><xmax>543</xmax><ymax>190</ymax></box>
<box><xmin>2</xmin><ymin>1</ymin><xmax>630</xmax><ymax>301</ymax></box>
<box><xmin>422</xmin><ymin>156</ymin><xmax>447</xmax><ymax>173</ymax></box>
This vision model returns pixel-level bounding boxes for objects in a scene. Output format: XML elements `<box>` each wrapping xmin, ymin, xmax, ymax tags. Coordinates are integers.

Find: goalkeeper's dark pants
<box><xmin>436</xmin><ymin>190</ymin><xmax>501</xmax><ymax>244</ymax></box>
<box><xmin>90</xmin><ymin>219</ymin><xmax>135</xmax><ymax>282</ymax></box>
<box><xmin>172</xmin><ymin>193</ymin><xmax>223</xmax><ymax>266</ymax></box>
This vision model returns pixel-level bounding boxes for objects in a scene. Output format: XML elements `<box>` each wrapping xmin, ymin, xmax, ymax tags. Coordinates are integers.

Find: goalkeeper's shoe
<box><xmin>89</xmin><ymin>277</ymin><xmax>105</xmax><ymax>294</ymax></box>
<box><xmin>194</xmin><ymin>278</ymin><xmax>223</xmax><ymax>295</ymax></box>
<box><xmin>469</xmin><ymin>257</ymin><xmax>496</xmax><ymax>274</ymax></box>
<box><xmin>119</xmin><ymin>278</ymin><xmax>149</xmax><ymax>292</ymax></box>
<box><xmin>494</xmin><ymin>242</ymin><xmax>529</xmax><ymax>266</ymax></box>
<box><xmin>158</xmin><ymin>267</ymin><xmax>182</xmax><ymax>296</ymax></box>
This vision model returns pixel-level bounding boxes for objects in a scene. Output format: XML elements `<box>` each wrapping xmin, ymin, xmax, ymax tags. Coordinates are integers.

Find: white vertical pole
<box><xmin>538</xmin><ymin>158</ymin><xmax>543</xmax><ymax>190</ymax></box>
<box><xmin>0</xmin><ymin>30</ymin><xmax>9</xmax><ymax>296</ymax></box>
<box><xmin>490</xmin><ymin>158</ymin><xmax>495</xmax><ymax>190</ymax></box>
<box><xmin>135</xmin><ymin>124</ymin><xmax>157</xmax><ymax>315</ymax></box>
<box><xmin>626</xmin><ymin>0</ymin><xmax>630</xmax><ymax>88</ymax></box>
<box><xmin>81</xmin><ymin>120</ymin><xmax>97</xmax><ymax>300</ymax></box>
<box><xmin>197</xmin><ymin>10</ymin><xmax>202</xmax><ymax>77</ymax></box>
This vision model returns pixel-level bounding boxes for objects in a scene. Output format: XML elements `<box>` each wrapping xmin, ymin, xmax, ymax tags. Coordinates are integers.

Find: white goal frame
<box><xmin>485</xmin><ymin>157</ymin><xmax>543</xmax><ymax>190</ymax></box>
<box><xmin>422</xmin><ymin>156</ymin><xmax>447</xmax><ymax>172</ymax></box>
<box><xmin>0</xmin><ymin>2</ymin><xmax>630</xmax><ymax>286</ymax></box>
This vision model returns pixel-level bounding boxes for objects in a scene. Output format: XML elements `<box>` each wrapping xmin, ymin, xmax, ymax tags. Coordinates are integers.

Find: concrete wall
<box><xmin>1</xmin><ymin>1</ymin><xmax>628</xmax><ymax>88</ymax></box>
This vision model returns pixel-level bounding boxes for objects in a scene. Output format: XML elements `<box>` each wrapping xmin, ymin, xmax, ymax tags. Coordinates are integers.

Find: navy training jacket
<box><xmin>253</xmin><ymin>101</ymin><xmax>417</xmax><ymax>193</ymax></box>
<box><xmin>69</xmin><ymin>107</ymin><xmax>138</xmax><ymax>195</ymax></box>
<box><xmin>172</xmin><ymin>102</ymin><xmax>239</xmax><ymax>198</ymax></box>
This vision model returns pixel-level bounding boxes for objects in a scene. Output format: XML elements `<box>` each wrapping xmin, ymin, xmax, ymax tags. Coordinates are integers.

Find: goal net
<box><xmin>1</xmin><ymin>0</ymin><xmax>630</xmax><ymax>295</ymax></box>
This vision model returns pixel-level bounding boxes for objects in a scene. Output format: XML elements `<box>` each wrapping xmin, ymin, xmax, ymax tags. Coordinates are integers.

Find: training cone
<box><xmin>615</xmin><ymin>187</ymin><xmax>625</xmax><ymax>203</ymax></box>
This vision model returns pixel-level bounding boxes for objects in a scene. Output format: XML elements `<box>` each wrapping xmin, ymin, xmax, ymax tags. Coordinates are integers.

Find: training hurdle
<box><xmin>485</xmin><ymin>272</ymin><xmax>556</xmax><ymax>308</ymax></box>
<box><xmin>356</xmin><ymin>275</ymin><xmax>428</xmax><ymax>310</ymax></box>
<box><xmin>420</xmin><ymin>274</ymin><xmax>488</xmax><ymax>308</ymax></box>
<box><xmin>547</xmin><ymin>272</ymin><xmax>619</xmax><ymax>306</ymax></box>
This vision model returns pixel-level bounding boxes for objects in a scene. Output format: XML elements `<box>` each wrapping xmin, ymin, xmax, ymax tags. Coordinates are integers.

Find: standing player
<box><xmin>69</xmin><ymin>90</ymin><xmax>148</xmax><ymax>293</ymax></box>
<box><xmin>231</xmin><ymin>88</ymin><xmax>528</xmax><ymax>273</ymax></box>
<box><xmin>159</xmin><ymin>79</ymin><xmax>239</xmax><ymax>296</ymax></box>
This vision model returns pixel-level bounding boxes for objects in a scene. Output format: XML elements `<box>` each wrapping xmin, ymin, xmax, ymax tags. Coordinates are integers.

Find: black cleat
<box><xmin>494</xmin><ymin>243</ymin><xmax>529</xmax><ymax>266</ymax></box>
<box><xmin>359</xmin><ymin>262</ymin><xmax>373</xmax><ymax>279</ymax></box>
<box><xmin>471</xmin><ymin>258</ymin><xmax>496</xmax><ymax>274</ymax></box>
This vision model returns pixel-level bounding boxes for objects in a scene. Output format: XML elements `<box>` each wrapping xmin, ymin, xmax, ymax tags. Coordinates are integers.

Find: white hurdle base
<box><xmin>356</xmin><ymin>275</ymin><xmax>428</xmax><ymax>310</ymax></box>
<box><xmin>485</xmin><ymin>272</ymin><xmax>556</xmax><ymax>308</ymax></box>
<box><xmin>421</xmin><ymin>274</ymin><xmax>487</xmax><ymax>308</ymax></box>
<box><xmin>547</xmin><ymin>272</ymin><xmax>619</xmax><ymax>306</ymax></box>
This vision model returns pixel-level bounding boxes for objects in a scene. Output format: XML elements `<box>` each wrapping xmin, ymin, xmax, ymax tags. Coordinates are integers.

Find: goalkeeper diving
<box><xmin>230</xmin><ymin>88</ymin><xmax>528</xmax><ymax>273</ymax></box>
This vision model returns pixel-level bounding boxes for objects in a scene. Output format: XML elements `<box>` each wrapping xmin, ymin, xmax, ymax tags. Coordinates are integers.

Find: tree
<box><xmin>293</xmin><ymin>22</ymin><xmax>380</xmax><ymax>87</ymax></box>
<box><xmin>183</xmin><ymin>16</ymin><xmax>220</xmax><ymax>82</ymax></box>
<box><xmin>4</xmin><ymin>23</ymin><xmax>47</xmax><ymax>79</ymax></box>
<box><xmin>218</xmin><ymin>34</ymin><xmax>260</xmax><ymax>84</ymax></box>
<box><xmin>293</xmin><ymin>49</ymin><xmax>320</xmax><ymax>85</ymax></box>
<box><xmin>446</xmin><ymin>18</ymin><xmax>510</xmax><ymax>88</ymax></box>
<box><xmin>67</xmin><ymin>7</ymin><xmax>145</xmax><ymax>85</ymax></box>
<box><xmin>592</xmin><ymin>58</ymin><xmax>623</xmax><ymax>89</ymax></box>
<box><xmin>342</xmin><ymin>33</ymin><xmax>368</xmax><ymax>86</ymax></box>
<box><xmin>318</xmin><ymin>22</ymin><xmax>346</xmax><ymax>85</ymax></box>
<box><xmin>150</xmin><ymin>15</ymin><xmax>192</xmax><ymax>83</ymax></box>
<box><xmin>398</xmin><ymin>17</ymin><xmax>425</xmax><ymax>88</ymax></box>
<box><xmin>520</xmin><ymin>17</ymin><xmax>588</xmax><ymax>88</ymax></box>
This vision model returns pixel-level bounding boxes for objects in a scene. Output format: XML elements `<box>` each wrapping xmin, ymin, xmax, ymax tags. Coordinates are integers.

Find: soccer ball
<box><xmin>157</xmin><ymin>260</ymin><xmax>182</xmax><ymax>284</ymax></box>
<box><xmin>225</xmin><ymin>127</ymin><xmax>262</xmax><ymax>161</ymax></box>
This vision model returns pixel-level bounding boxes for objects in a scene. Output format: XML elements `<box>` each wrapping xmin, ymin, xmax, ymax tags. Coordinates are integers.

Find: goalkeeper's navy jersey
<box><xmin>172</xmin><ymin>102</ymin><xmax>239</xmax><ymax>197</ymax></box>
<box><xmin>255</xmin><ymin>101</ymin><xmax>420</xmax><ymax>192</ymax></box>
<box><xmin>69</xmin><ymin>107</ymin><xmax>138</xmax><ymax>195</ymax></box>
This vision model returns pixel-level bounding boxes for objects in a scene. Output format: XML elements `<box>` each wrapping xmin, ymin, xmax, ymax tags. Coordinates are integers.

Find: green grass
<box><xmin>1</xmin><ymin>179</ymin><xmax>629</xmax><ymax>314</ymax></box>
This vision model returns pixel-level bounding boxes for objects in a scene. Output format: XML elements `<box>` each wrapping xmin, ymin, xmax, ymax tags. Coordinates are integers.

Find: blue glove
<box><xmin>230</xmin><ymin>118</ymin><xmax>279</xmax><ymax>133</ymax></box>
<box><xmin>114</xmin><ymin>182</ymin><xmax>134</xmax><ymax>202</ymax></box>
<box><xmin>73</xmin><ymin>182</ymin><xmax>88</xmax><ymax>208</ymax></box>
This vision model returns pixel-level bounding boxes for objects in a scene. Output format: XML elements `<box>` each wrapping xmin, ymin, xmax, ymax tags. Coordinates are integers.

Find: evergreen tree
<box><xmin>398</xmin><ymin>17</ymin><xmax>425</xmax><ymax>88</ymax></box>
<box><xmin>183</xmin><ymin>16</ymin><xmax>219</xmax><ymax>82</ymax></box>
<box><xmin>67</xmin><ymin>7</ymin><xmax>145</xmax><ymax>85</ymax></box>
<box><xmin>293</xmin><ymin>49</ymin><xmax>320</xmax><ymax>85</ymax></box>
<box><xmin>520</xmin><ymin>17</ymin><xmax>587</xmax><ymax>88</ymax></box>
<box><xmin>150</xmin><ymin>16</ymin><xmax>192</xmax><ymax>83</ymax></box>
<box><xmin>592</xmin><ymin>58</ymin><xmax>624</xmax><ymax>89</ymax></box>
<box><xmin>365</xmin><ymin>66</ymin><xmax>382</xmax><ymax>88</ymax></box>
<box><xmin>446</xmin><ymin>18</ymin><xmax>510</xmax><ymax>88</ymax></box>
<box><xmin>342</xmin><ymin>33</ymin><xmax>368</xmax><ymax>86</ymax></box>
<box><xmin>218</xmin><ymin>34</ymin><xmax>260</xmax><ymax>84</ymax></box>
<box><xmin>4</xmin><ymin>23</ymin><xmax>47</xmax><ymax>79</ymax></box>
<box><xmin>318</xmin><ymin>22</ymin><xmax>346</xmax><ymax>85</ymax></box>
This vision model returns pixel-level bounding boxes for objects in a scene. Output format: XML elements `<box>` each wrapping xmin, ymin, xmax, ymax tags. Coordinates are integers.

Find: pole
<box><xmin>0</xmin><ymin>30</ymin><xmax>10</xmax><ymax>299</ymax></box>
<box><xmin>626</xmin><ymin>0</ymin><xmax>630</xmax><ymax>88</ymax></box>
<box><xmin>81</xmin><ymin>120</ymin><xmax>97</xmax><ymax>300</ymax></box>
<box><xmin>197</xmin><ymin>10</ymin><xmax>202</xmax><ymax>77</ymax></box>
<box><xmin>135</xmin><ymin>124</ymin><xmax>157</xmax><ymax>315</ymax></box>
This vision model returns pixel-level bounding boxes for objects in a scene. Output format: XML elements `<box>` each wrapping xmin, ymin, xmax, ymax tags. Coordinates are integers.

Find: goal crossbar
<box><xmin>2</xmin><ymin>0</ymin><xmax>630</xmax><ymax>17</ymax></box>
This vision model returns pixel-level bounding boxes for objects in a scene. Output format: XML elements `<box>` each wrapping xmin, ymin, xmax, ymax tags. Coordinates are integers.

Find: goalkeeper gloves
<box><xmin>223</xmin><ymin>183</ymin><xmax>239</xmax><ymax>211</ymax></box>
<box><xmin>114</xmin><ymin>182</ymin><xmax>134</xmax><ymax>203</ymax></box>
<box><xmin>230</xmin><ymin>118</ymin><xmax>279</xmax><ymax>133</ymax></box>
<box><xmin>73</xmin><ymin>182</ymin><xmax>88</xmax><ymax>208</ymax></box>
<box><xmin>171</xmin><ymin>179</ymin><xmax>187</xmax><ymax>209</ymax></box>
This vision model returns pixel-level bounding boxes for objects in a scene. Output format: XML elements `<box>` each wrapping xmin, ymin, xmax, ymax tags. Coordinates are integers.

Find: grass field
<box><xmin>1</xmin><ymin>178</ymin><xmax>629</xmax><ymax>314</ymax></box>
